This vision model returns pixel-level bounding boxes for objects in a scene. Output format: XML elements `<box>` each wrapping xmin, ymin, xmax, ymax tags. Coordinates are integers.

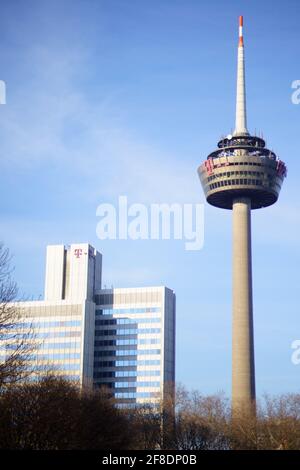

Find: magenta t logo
<box><xmin>74</xmin><ymin>248</ymin><xmax>83</xmax><ymax>258</ymax></box>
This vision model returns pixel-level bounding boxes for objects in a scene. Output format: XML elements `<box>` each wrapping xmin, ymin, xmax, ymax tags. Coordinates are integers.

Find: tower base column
<box><xmin>232</xmin><ymin>197</ymin><xmax>256</xmax><ymax>417</ymax></box>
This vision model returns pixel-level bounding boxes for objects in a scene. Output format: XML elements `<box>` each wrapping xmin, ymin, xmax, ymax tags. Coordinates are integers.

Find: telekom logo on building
<box><xmin>74</xmin><ymin>248</ymin><xmax>83</xmax><ymax>258</ymax></box>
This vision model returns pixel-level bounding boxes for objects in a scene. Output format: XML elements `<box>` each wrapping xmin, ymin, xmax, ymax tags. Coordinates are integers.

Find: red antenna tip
<box><xmin>239</xmin><ymin>16</ymin><xmax>244</xmax><ymax>46</ymax></box>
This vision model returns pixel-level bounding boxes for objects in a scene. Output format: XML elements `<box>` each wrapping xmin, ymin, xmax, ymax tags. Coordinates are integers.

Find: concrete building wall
<box><xmin>163</xmin><ymin>288</ymin><xmax>176</xmax><ymax>387</ymax></box>
<box><xmin>44</xmin><ymin>245</ymin><xmax>65</xmax><ymax>301</ymax></box>
<box><xmin>44</xmin><ymin>243</ymin><xmax>102</xmax><ymax>303</ymax></box>
<box><xmin>81</xmin><ymin>300</ymin><xmax>96</xmax><ymax>387</ymax></box>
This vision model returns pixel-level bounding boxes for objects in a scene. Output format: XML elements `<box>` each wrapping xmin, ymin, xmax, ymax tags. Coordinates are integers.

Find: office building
<box><xmin>3</xmin><ymin>243</ymin><xmax>175</xmax><ymax>407</ymax></box>
<box><xmin>94</xmin><ymin>287</ymin><xmax>175</xmax><ymax>407</ymax></box>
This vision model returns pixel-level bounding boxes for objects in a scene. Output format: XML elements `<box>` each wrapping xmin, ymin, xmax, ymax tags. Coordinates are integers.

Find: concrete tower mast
<box><xmin>198</xmin><ymin>16</ymin><xmax>287</xmax><ymax>415</ymax></box>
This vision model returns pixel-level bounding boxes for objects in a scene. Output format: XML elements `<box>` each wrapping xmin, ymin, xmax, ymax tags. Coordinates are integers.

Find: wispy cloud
<box><xmin>0</xmin><ymin>39</ymin><xmax>202</xmax><ymax>208</ymax></box>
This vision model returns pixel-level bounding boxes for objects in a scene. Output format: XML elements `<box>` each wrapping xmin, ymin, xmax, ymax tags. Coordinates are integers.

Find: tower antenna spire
<box><xmin>233</xmin><ymin>15</ymin><xmax>249</xmax><ymax>136</ymax></box>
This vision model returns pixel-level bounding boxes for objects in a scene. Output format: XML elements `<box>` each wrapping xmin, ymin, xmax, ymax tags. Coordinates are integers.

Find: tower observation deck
<box><xmin>198</xmin><ymin>133</ymin><xmax>286</xmax><ymax>210</ymax></box>
<box><xmin>197</xmin><ymin>16</ymin><xmax>287</xmax><ymax>416</ymax></box>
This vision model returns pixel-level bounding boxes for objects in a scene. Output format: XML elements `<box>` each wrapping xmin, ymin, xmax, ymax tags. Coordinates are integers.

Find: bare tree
<box><xmin>0</xmin><ymin>376</ymin><xmax>134</xmax><ymax>450</ymax></box>
<box><xmin>0</xmin><ymin>243</ymin><xmax>36</xmax><ymax>387</ymax></box>
<box><xmin>173</xmin><ymin>385</ymin><xmax>230</xmax><ymax>450</ymax></box>
<box><xmin>260</xmin><ymin>393</ymin><xmax>300</xmax><ymax>450</ymax></box>
<box><xmin>230</xmin><ymin>394</ymin><xmax>300</xmax><ymax>450</ymax></box>
<box><xmin>129</xmin><ymin>403</ymin><xmax>162</xmax><ymax>450</ymax></box>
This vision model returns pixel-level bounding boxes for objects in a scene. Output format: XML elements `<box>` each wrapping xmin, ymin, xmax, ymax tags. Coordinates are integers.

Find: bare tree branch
<box><xmin>0</xmin><ymin>243</ymin><xmax>38</xmax><ymax>387</ymax></box>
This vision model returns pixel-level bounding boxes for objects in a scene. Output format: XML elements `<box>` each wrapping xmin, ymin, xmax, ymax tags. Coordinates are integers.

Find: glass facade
<box><xmin>3</xmin><ymin>301</ymin><xmax>95</xmax><ymax>387</ymax></box>
<box><xmin>93</xmin><ymin>287</ymin><xmax>175</xmax><ymax>407</ymax></box>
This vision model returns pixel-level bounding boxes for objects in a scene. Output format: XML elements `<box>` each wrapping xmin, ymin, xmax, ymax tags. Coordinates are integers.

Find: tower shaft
<box><xmin>232</xmin><ymin>198</ymin><xmax>255</xmax><ymax>415</ymax></box>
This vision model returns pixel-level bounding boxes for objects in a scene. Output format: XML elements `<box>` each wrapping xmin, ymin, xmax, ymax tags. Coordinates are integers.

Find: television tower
<box><xmin>198</xmin><ymin>16</ymin><xmax>287</xmax><ymax>415</ymax></box>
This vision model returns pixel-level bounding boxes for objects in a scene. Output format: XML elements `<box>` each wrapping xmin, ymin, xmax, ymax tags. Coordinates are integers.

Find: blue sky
<box><xmin>0</xmin><ymin>0</ymin><xmax>299</xmax><ymax>397</ymax></box>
